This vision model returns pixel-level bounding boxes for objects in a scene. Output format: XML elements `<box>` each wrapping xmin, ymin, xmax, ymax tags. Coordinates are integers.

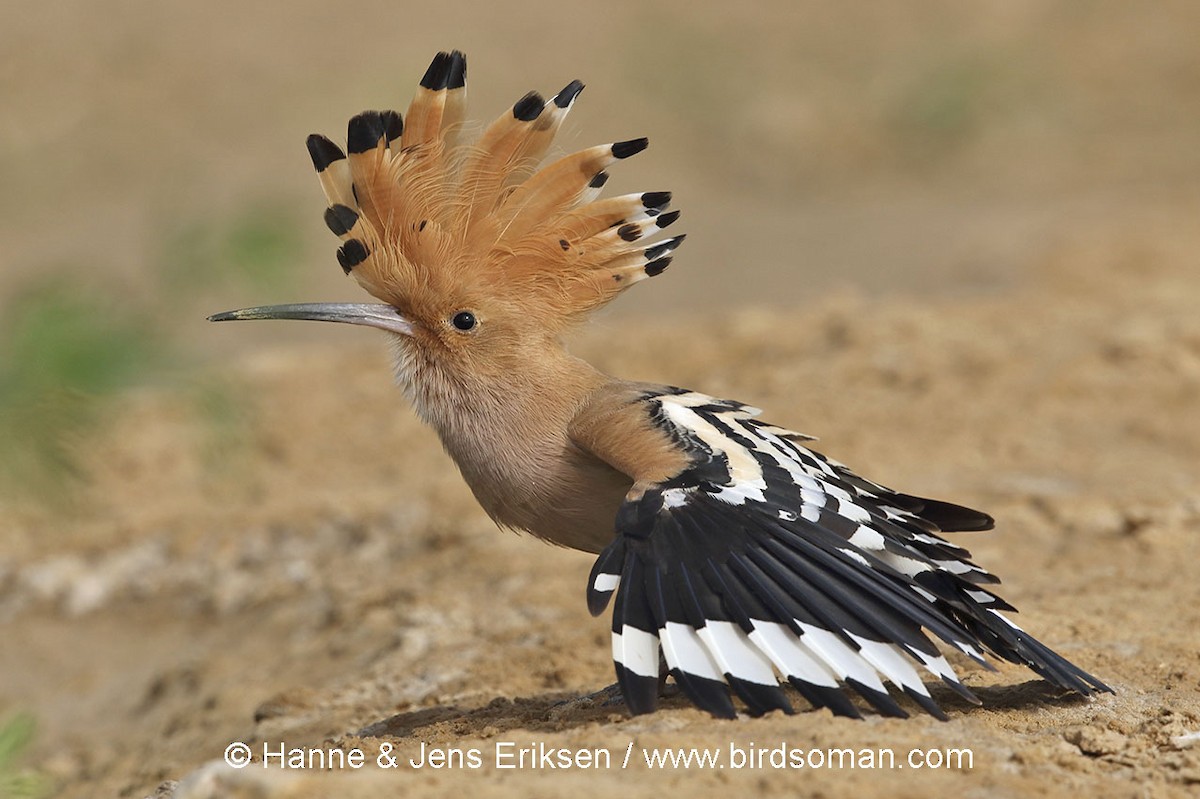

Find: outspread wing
<box><xmin>582</xmin><ymin>388</ymin><xmax>1111</xmax><ymax>719</ymax></box>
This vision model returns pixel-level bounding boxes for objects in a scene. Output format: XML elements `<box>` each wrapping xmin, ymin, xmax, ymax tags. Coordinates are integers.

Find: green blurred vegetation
<box><xmin>0</xmin><ymin>205</ymin><xmax>301</xmax><ymax>505</ymax></box>
<box><xmin>0</xmin><ymin>715</ymin><xmax>46</xmax><ymax>799</ymax></box>
<box><xmin>187</xmin><ymin>376</ymin><xmax>256</xmax><ymax>486</ymax></box>
<box><xmin>0</xmin><ymin>278</ymin><xmax>164</xmax><ymax>501</ymax></box>
<box><xmin>888</xmin><ymin>58</ymin><xmax>992</xmax><ymax>154</ymax></box>
<box><xmin>161</xmin><ymin>207</ymin><xmax>302</xmax><ymax>297</ymax></box>
<box><xmin>884</xmin><ymin>50</ymin><xmax>1027</xmax><ymax>166</ymax></box>
<box><xmin>619</xmin><ymin>15</ymin><xmax>1052</xmax><ymax>187</ymax></box>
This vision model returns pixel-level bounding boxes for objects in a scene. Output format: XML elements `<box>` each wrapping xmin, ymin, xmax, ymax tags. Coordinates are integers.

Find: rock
<box><xmin>1065</xmin><ymin>725</ymin><xmax>1128</xmax><ymax>757</ymax></box>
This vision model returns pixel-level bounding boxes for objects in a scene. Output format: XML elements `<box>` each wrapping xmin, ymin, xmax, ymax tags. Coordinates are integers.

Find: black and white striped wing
<box><xmin>586</xmin><ymin>389</ymin><xmax>1110</xmax><ymax>719</ymax></box>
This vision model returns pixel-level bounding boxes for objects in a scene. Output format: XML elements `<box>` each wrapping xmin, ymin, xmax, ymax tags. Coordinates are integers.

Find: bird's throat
<box><xmin>388</xmin><ymin>337</ymin><xmax>607</xmax><ymax>450</ymax></box>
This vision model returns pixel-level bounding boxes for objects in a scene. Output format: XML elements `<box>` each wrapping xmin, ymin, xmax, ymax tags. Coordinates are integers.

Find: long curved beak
<box><xmin>207</xmin><ymin>303</ymin><xmax>413</xmax><ymax>336</ymax></box>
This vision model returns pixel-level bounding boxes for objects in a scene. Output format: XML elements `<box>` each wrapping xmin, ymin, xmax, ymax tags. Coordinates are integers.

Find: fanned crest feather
<box><xmin>305</xmin><ymin>51</ymin><xmax>682</xmax><ymax>328</ymax></box>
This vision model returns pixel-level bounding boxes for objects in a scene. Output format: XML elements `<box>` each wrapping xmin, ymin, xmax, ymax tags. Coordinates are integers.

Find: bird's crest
<box><xmin>304</xmin><ymin>50</ymin><xmax>683</xmax><ymax>329</ymax></box>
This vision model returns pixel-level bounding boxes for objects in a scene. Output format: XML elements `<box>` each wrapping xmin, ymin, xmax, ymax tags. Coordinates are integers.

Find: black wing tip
<box><xmin>670</xmin><ymin>671</ymin><xmax>738</xmax><ymax>719</ymax></box>
<box><xmin>1086</xmin><ymin>667</ymin><xmax>1116</xmax><ymax>694</ymax></box>
<box><xmin>1042</xmin><ymin>670</ymin><xmax>1113</xmax><ymax>698</ymax></box>
<box><xmin>587</xmin><ymin>542</ymin><xmax>625</xmax><ymax>616</ymax></box>
<box><xmin>612</xmin><ymin>137</ymin><xmax>649</xmax><ymax>159</ymax></box>
<box><xmin>902</xmin><ymin>688</ymin><xmax>950</xmax><ymax>721</ymax></box>
<box><xmin>305</xmin><ymin>134</ymin><xmax>346</xmax><ymax>172</ymax></box>
<box><xmin>1047</xmin><ymin>658</ymin><xmax>1114</xmax><ymax>696</ymax></box>
<box><xmin>554</xmin><ymin>79</ymin><xmax>585</xmax><ymax>108</ymax></box>
<box><xmin>512</xmin><ymin>91</ymin><xmax>545</xmax><ymax>122</ymax></box>
<box><xmin>966</xmin><ymin>610</ymin><xmax>1113</xmax><ymax>697</ymax></box>
<box><xmin>616</xmin><ymin>665</ymin><xmax>661</xmax><ymax>716</ymax></box>
<box><xmin>727</xmin><ymin>678</ymin><xmax>794</xmax><ymax>717</ymax></box>
<box><xmin>791</xmin><ymin>681</ymin><xmax>863</xmax><ymax>719</ymax></box>
<box><xmin>347</xmin><ymin>111</ymin><xmax>385</xmax><ymax>155</ymax></box>
<box><xmin>587</xmin><ymin>588</ymin><xmax>614</xmax><ymax>617</ymax></box>
<box><xmin>918</xmin><ymin>499</ymin><xmax>996</xmax><ymax>532</ymax></box>
<box><xmin>941</xmin><ymin>676</ymin><xmax>983</xmax><ymax>705</ymax></box>
<box><xmin>844</xmin><ymin>679</ymin><xmax>909</xmax><ymax>719</ymax></box>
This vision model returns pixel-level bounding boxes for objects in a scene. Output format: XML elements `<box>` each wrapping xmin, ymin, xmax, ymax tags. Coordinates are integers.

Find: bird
<box><xmin>210</xmin><ymin>50</ymin><xmax>1111</xmax><ymax>720</ymax></box>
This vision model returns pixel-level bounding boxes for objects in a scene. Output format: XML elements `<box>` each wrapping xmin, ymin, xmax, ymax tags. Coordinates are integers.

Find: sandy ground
<box><xmin>2</xmin><ymin>3</ymin><xmax>1200</xmax><ymax>798</ymax></box>
<box><xmin>4</xmin><ymin>220</ymin><xmax>1200</xmax><ymax>797</ymax></box>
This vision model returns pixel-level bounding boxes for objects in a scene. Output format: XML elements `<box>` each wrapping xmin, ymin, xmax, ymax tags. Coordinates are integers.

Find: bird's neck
<box><xmin>390</xmin><ymin>337</ymin><xmax>609</xmax><ymax>452</ymax></box>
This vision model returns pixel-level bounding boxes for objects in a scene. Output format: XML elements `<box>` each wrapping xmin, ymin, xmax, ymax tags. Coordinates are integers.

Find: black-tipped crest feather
<box><xmin>512</xmin><ymin>91</ymin><xmax>545</xmax><ymax>121</ymax></box>
<box><xmin>306</xmin><ymin>134</ymin><xmax>345</xmax><ymax>172</ymax></box>
<box><xmin>420</xmin><ymin>51</ymin><xmax>452</xmax><ymax>90</ymax></box>
<box><xmin>612</xmin><ymin>137</ymin><xmax>649</xmax><ymax>159</ymax></box>
<box><xmin>554</xmin><ymin>79</ymin><xmax>585</xmax><ymax>108</ymax></box>
<box><xmin>347</xmin><ymin>111</ymin><xmax>386</xmax><ymax>154</ymax></box>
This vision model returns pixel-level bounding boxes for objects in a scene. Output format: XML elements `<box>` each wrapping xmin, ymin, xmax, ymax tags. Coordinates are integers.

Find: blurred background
<box><xmin>1</xmin><ymin>2</ymin><xmax>1199</xmax><ymax>797</ymax></box>
<box><xmin>2</xmin><ymin>0</ymin><xmax>1198</xmax><ymax>505</ymax></box>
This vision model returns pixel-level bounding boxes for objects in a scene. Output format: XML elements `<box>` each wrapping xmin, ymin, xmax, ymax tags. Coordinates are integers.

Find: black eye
<box><xmin>451</xmin><ymin>311</ymin><xmax>476</xmax><ymax>331</ymax></box>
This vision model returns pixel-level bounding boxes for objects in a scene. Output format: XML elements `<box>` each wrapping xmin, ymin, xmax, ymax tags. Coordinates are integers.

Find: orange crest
<box><xmin>304</xmin><ymin>50</ymin><xmax>683</xmax><ymax>331</ymax></box>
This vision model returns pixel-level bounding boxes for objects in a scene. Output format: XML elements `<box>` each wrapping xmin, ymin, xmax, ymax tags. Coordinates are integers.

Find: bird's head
<box><xmin>210</xmin><ymin>50</ymin><xmax>683</xmax><ymax>384</ymax></box>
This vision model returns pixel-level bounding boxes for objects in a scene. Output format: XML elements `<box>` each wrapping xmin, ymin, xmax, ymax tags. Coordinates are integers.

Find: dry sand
<box><xmin>5</xmin><ymin>221</ymin><xmax>1200</xmax><ymax>796</ymax></box>
<box><xmin>1</xmin><ymin>3</ymin><xmax>1199</xmax><ymax>798</ymax></box>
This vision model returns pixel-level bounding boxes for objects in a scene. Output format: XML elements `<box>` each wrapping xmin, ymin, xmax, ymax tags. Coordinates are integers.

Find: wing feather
<box><xmin>580</xmin><ymin>387</ymin><xmax>1111</xmax><ymax>718</ymax></box>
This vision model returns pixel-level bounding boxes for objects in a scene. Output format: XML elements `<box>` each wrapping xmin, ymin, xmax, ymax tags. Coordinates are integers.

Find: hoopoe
<box><xmin>211</xmin><ymin>51</ymin><xmax>1111</xmax><ymax>720</ymax></box>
